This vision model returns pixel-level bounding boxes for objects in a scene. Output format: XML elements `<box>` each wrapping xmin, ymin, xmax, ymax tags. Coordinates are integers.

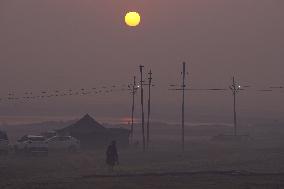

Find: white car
<box><xmin>0</xmin><ymin>131</ymin><xmax>9</xmax><ymax>155</ymax></box>
<box><xmin>15</xmin><ymin>135</ymin><xmax>48</xmax><ymax>155</ymax></box>
<box><xmin>46</xmin><ymin>136</ymin><xmax>80</xmax><ymax>152</ymax></box>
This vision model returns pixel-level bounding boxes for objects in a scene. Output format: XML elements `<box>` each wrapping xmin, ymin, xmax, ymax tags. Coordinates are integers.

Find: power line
<box><xmin>170</xmin><ymin>76</ymin><xmax>247</xmax><ymax>137</ymax></box>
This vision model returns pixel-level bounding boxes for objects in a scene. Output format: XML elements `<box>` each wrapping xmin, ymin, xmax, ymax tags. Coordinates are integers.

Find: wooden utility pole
<box><xmin>146</xmin><ymin>70</ymin><xmax>153</xmax><ymax>149</ymax></box>
<box><xmin>168</xmin><ymin>62</ymin><xmax>188</xmax><ymax>152</ymax></box>
<box><xmin>130</xmin><ymin>76</ymin><xmax>137</xmax><ymax>143</ymax></box>
<box><xmin>229</xmin><ymin>76</ymin><xmax>241</xmax><ymax>136</ymax></box>
<box><xmin>181</xmin><ymin>62</ymin><xmax>186</xmax><ymax>152</ymax></box>
<box><xmin>139</xmin><ymin>65</ymin><xmax>146</xmax><ymax>151</ymax></box>
<box><xmin>170</xmin><ymin>72</ymin><xmax>247</xmax><ymax>140</ymax></box>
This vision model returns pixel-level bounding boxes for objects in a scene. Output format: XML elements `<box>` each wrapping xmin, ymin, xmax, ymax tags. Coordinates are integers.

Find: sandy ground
<box><xmin>4</xmin><ymin>173</ymin><xmax>284</xmax><ymax>189</ymax></box>
<box><xmin>1</xmin><ymin>138</ymin><xmax>284</xmax><ymax>189</ymax></box>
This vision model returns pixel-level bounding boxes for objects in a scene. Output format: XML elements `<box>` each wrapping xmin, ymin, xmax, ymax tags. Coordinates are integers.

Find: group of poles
<box><xmin>130</xmin><ymin>62</ymin><xmax>283</xmax><ymax>152</ymax></box>
<box><xmin>0</xmin><ymin>62</ymin><xmax>282</xmax><ymax>152</ymax></box>
<box><xmin>129</xmin><ymin>65</ymin><xmax>153</xmax><ymax>152</ymax></box>
<box><xmin>129</xmin><ymin>62</ymin><xmax>242</xmax><ymax>152</ymax></box>
<box><xmin>175</xmin><ymin>66</ymin><xmax>243</xmax><ymax>146</ymax></box>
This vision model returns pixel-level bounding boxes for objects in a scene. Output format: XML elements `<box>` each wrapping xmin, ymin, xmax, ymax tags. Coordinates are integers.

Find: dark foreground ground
<box><xmin>1</xmin><ymin>138</ymin><xmax>284</xmax><ymax>189</ymax></box>
<box><xmin>5</xmin><ymin>172</ymin><xmax>284</xmax><ymax>189</ymax></box>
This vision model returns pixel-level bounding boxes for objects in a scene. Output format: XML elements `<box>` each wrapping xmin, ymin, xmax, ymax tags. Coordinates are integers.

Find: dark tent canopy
<box><xmin>57</xmin><ymin>114</ymin><xmax>129</xmax><ymax>149</ymax></box>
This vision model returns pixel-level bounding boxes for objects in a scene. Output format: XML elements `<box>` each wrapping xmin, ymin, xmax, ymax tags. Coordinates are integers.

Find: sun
<box><xmin>125</xmin><ymin>11</ymin><xmax>141</xmax><ymax>27</ymax></box>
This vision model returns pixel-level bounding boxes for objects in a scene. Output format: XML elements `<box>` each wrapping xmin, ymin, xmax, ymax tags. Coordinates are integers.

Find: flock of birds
<box><xmin>0</xmin><ymin>84</ymin><xmax>132</xmax><ymax>105</ymax></box>
<box><xmin>0</xmin><ymin>82</ymin><xmax>283</xmax><ymax>105</ymax></box>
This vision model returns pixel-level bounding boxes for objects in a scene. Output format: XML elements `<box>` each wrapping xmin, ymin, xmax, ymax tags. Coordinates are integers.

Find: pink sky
<box><xmin>0</xmin><ymin>0</ymin><xmax>283</xmax><ymax>123</ymax></box>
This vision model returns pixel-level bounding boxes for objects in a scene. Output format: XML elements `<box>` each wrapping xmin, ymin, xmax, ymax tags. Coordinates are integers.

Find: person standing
<box><xmin>106</xmin><ymin>140</ymin><xmax>119</xmax><ymax>171</ymax></box>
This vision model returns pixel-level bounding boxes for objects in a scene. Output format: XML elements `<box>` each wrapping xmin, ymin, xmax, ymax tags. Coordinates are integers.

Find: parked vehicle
<box><xmin>15</xmin><ymin>135</ymin><xmax>48</xmax><ymax>155</ymax></box>
<box><xmin>46</xmin><ymin>136</ymin><xmax>80</xmax><ymax>152</ymax></box>
<box><xmin>41</xmin><ymin>131</ymin><xmax>57</xmax><ymax>140</ymax></box>
<box><xmin>0</xmin><ymin>130</ymin><xmax>9</xmax><ymax>155</ymax></box>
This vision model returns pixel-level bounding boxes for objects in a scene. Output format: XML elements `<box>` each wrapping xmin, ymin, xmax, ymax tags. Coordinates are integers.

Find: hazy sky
<box><xmin>0</xmin><ymin>0</ymin><xmax>283</xmax><ymax>123</ymax></box>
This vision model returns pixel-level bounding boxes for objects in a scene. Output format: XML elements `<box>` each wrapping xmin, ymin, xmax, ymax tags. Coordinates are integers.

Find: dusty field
<box><xmin>1</xmin><ymin>138</ymin><xmax>284</xmax><ymax>189</ymax></box>
<box><xmin>4</xmin><ymin>173</ymin><xmax>284</xmax><ymax>189</ymax></box>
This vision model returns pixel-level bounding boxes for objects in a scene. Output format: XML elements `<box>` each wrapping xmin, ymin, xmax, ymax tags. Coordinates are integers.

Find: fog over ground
<box><xmin>0</xmin><ymin>0</ymin><xmax>283</xmax><ymax>123</ymax></box>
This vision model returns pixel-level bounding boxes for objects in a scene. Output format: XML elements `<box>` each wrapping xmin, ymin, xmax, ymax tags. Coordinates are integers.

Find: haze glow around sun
<box><xmin>125</xmin><ymin>11</ymin><xmax>141</xmax><ymax>27</ymax></box>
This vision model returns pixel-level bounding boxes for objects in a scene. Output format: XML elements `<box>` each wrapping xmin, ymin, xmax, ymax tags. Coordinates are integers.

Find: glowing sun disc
<box><xmin>125</xmin><ymin>11</ymin><xmax>141</xmax><ymax>27</ymax></box>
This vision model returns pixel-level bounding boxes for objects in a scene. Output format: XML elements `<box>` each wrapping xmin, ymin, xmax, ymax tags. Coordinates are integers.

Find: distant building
<box><xmin>57</xmin><ymin>114</ymin><xmax>130</xmax><ymax>149</ymax></box>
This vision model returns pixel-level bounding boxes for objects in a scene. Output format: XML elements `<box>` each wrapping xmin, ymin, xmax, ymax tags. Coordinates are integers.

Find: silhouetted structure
<box><xmin>229</xmin><ymin>77</ymin><xmax>241</xmax><ymax>136</ymax></box>
<box><xmin>139</xmin><ymin>65</ymin><xmax>146</xmax><ymax>152</ymax></box>
<box><xmin>169</xmin><ymin>62</ymin><xmax>188</xmax><ymax>152</ymax></box>
<box><xmin>0</xmin><ymin>130</ymin><xmax>8</xmax><ymax>140</ymax></box>
<box><xmin>128</xmin><ymin>76</ymin><xmax>138</xmax><ymax>144</ymax></box>
<box><xmin>181</xmin><ymin>62</ymin><xmax>186</xmax><ymax>152</ymax></box>
<box><xmin>57</xmin><ymin>114</ymin><xmax>130</xmax><ymax>149</ymax></box>
<box><xmin>146</xmin><ymin>69</ymin><xmax>153</xmax><ymax>149</ymax></box>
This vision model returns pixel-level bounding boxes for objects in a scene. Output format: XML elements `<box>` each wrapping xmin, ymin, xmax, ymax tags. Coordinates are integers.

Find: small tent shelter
<box><xmin>57</xmin><ymin>114</ymin><xmax>130</xmax><ymax>148</ymax></box>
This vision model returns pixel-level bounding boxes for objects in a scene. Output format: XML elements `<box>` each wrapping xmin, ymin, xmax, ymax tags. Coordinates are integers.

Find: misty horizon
<box><xmin>1</xmin><ymin>0</ymin><xmax>284</xmax><ymax>125</ymax></box>
<box><xmin>1</xmin><ymin>1</ymin><xmax>284</xmax><ymax>188</ymax></box>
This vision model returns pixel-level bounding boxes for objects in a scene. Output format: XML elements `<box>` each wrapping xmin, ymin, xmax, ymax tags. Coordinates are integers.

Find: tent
<box><xmin>57</xmin><ymin>114</ymin><xmax>130</xmax><ymax>148</ymax></box>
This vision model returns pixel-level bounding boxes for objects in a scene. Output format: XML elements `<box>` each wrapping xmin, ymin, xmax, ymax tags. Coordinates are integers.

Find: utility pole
<box><xmin>146</xmin><ymin>69</ymin><xmax>153</xmax><ymax>149</ymax></box>
<box><xmin>170</xmin><ymin>72</ymin><xmax>248</xmax><ymax>140</ymax></box>
<box><xmin>229</xmin><ymin>76</ymin><xmax>241</xmax><ymax>136</ymax></box>
<box><xmin>139</xmin><ymin>65</ymin><xmax>146</xmax><ymax>152</ymax></box>
<box><xmin>130</xmin><ymin>76</ymin><xmax>137</xmax><ymax>144</ymax></box>
<box><xmin>168</xmin><ymin>62</ymin><xmax>188</xmax><ymax>152</ymax></box>
<box><xmin>181</xmin><ymin>62</ymin><xmax>186</xmax><ymax>152</ymax></box>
